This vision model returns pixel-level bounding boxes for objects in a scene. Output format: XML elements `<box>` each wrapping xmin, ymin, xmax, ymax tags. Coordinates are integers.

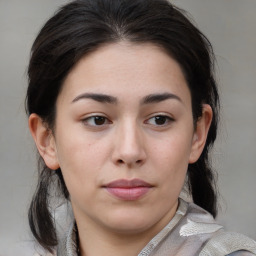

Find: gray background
<box><xmin>0</xmin><ymin>0</ymin><xmax>255</xmax><ymax>255</ymax></box>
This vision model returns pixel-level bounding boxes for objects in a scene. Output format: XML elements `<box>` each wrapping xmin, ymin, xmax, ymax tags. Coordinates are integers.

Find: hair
<box><xmin>26</xmin><ymin>0</ymin><xmax>219</xmax><ymax>253</ymax></box>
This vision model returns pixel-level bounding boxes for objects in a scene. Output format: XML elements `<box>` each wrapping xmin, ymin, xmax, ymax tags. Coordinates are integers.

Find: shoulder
<box><xmin>184</xmin><ymin>202</ymin><xmax>256</xmax><ymax>256</ymax></box>
<box><xmin>199</xmin><ymin>230</ymin><xmax>256</xmax><ymax>256</ymax></box>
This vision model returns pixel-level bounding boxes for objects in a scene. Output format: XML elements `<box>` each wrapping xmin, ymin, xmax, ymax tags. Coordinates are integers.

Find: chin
<box><xmin>100</xmin><ymin>210</ymin><xmax>160</xmax><ymax>234</ymax></box>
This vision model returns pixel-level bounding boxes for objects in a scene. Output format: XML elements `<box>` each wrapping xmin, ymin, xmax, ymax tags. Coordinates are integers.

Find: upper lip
<box><xmin>103</xmin><ymin>179</ymin><xmax>153</xmax><ymax>188</ymax></box>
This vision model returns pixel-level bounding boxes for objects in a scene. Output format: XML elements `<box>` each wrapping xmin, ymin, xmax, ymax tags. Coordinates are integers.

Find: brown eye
<box><xmin>154</xmin><ymin>116</ymin><xmax>168</xmax><ymax>125</ymax></box>
<box><xmin>94</xmin><ymin>116</ymin><xmax>106</xmax><ymax>125</ymax></box>
<box><xmin>82</xmin><ymin>116</ymin><xmax>110</xmax><ymax>126</ymax></box>
<box><xmin>146</xmin><ymin>115</ymin><xmax>174</xmax><ymax>126</ymax></box>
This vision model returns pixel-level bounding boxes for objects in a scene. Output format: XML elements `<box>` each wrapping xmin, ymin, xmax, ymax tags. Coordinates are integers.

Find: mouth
<box><xmin>103</xmin><ymin>179</ymin><xmax>153</xmax><ymax>201</ymax></box>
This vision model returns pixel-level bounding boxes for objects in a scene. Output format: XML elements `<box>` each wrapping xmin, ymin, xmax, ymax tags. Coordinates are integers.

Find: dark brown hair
<box><xmin>26</xmin><ymin>0</ymin><xmax>219</xmax><ymax>252</ymax></box>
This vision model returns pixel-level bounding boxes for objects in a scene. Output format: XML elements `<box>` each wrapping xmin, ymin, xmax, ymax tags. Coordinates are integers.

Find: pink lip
<box><xmin>103</xmin><ymin>179</ymin><xmax>153</xmax><ymax>201</ymax></box>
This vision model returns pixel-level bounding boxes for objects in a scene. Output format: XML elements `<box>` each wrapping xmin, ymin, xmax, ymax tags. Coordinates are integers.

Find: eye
<box><xmin>82</xmin><ymin>116</ymin><xmax>111</xmax><ymax>127</ymax></box>
<box><xmin>146</xmin><ymin>115</ymin><xmax>174</xmax><ymax>126</ymax></box>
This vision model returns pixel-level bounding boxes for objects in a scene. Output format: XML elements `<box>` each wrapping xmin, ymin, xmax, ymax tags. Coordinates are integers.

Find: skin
<box><xmin>29</xmin><ymin>42</ymin><xmax>212</xmax><ymax>256</ymax></box>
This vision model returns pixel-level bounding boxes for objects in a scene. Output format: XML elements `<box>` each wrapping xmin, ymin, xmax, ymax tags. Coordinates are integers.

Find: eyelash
<box><xmin>81</xmin><ymin>114</ymin><xmax>174</xmax><ymax>128</ymax></box>
<box><xmin>82</xmin><ymin>115</ymin><xmax>111</xmax><ymax>127</ymax></box>
<box><xmin>145</xmin><ymin>115</ymin><xmax>174</xmax><ymax>126</ymax></box>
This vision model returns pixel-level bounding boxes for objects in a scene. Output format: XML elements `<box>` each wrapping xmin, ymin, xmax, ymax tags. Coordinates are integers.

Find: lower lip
<box><xmin>105</xmin><ymin>187</ymin><xmax>151</xmax><ymax>201</ymax></box>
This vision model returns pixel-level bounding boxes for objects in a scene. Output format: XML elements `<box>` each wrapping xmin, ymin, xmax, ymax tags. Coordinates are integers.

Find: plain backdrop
<box><xmin>0</xmin><ymin>0</ymin><xmax>255</xmax><ymax>255</ymax></box>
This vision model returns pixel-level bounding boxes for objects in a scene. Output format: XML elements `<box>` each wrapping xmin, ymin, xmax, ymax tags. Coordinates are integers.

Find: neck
<box><xmin>74</xmin><ymin>203</ymin><xmax>178</xmax><ymax>256</ymax></box>
<box><xmin>79</xmin><ymin>230</ymin><xmax>151</xmax><ymax>256</ymax></box>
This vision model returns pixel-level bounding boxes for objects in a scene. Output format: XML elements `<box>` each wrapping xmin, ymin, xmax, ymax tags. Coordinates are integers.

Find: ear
<box><xmin>28</xmin><ymin>113</ymin><xmax>60</xmax><ymax>170</ymax></box>
<box><xmin>189</xmin><ymin>104</ymin><xmax>213</xmax><ymax>163</ymax></box>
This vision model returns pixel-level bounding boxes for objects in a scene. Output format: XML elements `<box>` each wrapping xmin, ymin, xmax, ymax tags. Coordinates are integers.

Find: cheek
<box><xmin>56</xmin><ymin>123</ymin><xmax>103</xmax><ymax>163</ymax></box>
<box><xmin>148</xmin><ymin>132</ymin><xmax>193</xmax><ymax>186</ymax></box>
<box><xmin>151</xmin><ymin>133</ymin><xmax>193</xmax><ymax>165</ymax></box>
<box><xmin>54</xmin><ymin>128</ymin><xmax>111</xmax><ymax>187</ymax></box>
<box><xmin>54</xmin><ymin>132</ymin><xmax>89</xmax><ymax>185</ymax></box>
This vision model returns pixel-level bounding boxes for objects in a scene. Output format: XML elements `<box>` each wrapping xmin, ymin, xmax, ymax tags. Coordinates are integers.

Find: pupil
<box><xmin>95</xmin><ymin>116</ymin><xmax>105</xmax><ymax>125</ymax></box>
<box><xmin>155</xmin><ymin>116</ymin><xmax>166</xmax><ymax>125</ymax></box>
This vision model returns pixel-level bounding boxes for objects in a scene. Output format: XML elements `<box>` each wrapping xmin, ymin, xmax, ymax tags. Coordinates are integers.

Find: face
<box><xmin>31</xmin><ymin>42</ymin><xmax>211</xmax><ymax>237</ymax></box>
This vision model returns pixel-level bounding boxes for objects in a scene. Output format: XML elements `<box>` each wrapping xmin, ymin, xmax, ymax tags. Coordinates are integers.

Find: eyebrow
<box><xmin>71</xmin><ymin>92</ymin><xmax>181</xmax><ymax>105</ymax></box>
<box><xmin>72</xmin><ymin>93</ymin><xmax>118</xmax><ymax>104</ymax></box>
<box><xmin>141</xmin><ymin>92</ymin><xmax>182</xmax><ymax>104</ymax></box>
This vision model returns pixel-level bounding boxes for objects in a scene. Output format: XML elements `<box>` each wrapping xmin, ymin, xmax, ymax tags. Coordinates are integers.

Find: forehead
<box><xmin>59</xmin><ymin>42</ymin><xmax>191</xmax><ymax>104</ymax></box>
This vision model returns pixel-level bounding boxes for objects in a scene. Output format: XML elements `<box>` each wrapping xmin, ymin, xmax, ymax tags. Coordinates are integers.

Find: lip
<box><xmin>103</xmin><ymin>179</ymin><xmax>153</xmax><ymax>201</ymax></box>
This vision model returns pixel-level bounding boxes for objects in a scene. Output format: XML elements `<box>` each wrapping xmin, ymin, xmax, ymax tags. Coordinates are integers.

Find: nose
<box><xmin>112</xmin><ymin>121</ymin><xmax>146</xmax><ymax>168</ymax></box>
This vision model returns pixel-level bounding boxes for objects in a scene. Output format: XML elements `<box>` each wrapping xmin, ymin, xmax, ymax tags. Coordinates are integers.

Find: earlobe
<box><xmin>189</xmin><ymin>104</ymin><xmax>213</xmax><ymax>163</ymax></box>
<box><xmin>28</xmin><ymin>113</ymin><xmax>60</xmax><ymax>170</ymax></box>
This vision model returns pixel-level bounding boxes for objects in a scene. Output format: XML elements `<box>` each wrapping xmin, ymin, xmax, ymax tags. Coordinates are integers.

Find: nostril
<box><xmin>116</xmin><ymin>159</ymin><xmax>143</xmax><ymax>165</ymax></box>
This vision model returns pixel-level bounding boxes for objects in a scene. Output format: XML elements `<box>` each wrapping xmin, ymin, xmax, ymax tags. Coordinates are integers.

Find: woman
<box><xmin>26</xmin><ymin>0</ymin><xmax>256</xmax><ymax>255</ymax></box>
